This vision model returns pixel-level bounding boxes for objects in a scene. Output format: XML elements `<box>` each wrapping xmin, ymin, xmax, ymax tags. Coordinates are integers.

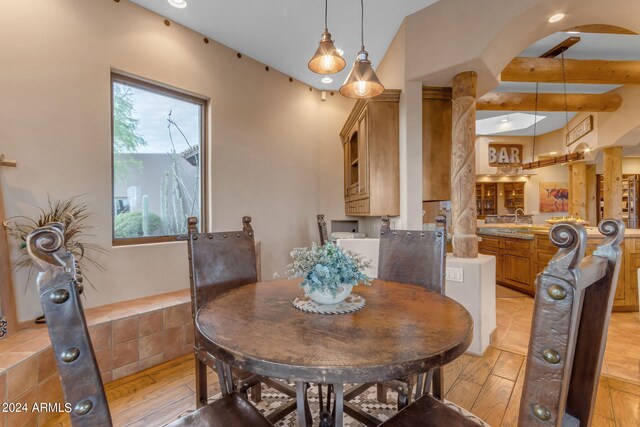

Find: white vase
<box><xmin>303</xmin><ymin>284</ymin><xmax>353</xmax><ymax>305</ymax></box>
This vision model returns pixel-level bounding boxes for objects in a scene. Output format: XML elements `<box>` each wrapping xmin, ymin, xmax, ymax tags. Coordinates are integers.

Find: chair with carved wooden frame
<box><xmin>379</xmin><ymin>219</ymin><xmax>624</xmax><ymax>426</ymax></box>
<box><xmin>317</xmin><ymin>214</ymin><xmax>328</xmax><ymax>245</ymax></box>
<box><xmin>27</xmin><ymin>222</ymin><xmax>274</xmax><ymax>427</ymax></box>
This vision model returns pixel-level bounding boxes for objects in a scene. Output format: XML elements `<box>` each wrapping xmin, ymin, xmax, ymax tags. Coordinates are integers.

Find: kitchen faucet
<box><xmin>515</xmin><ymin>208</ymin><xmax>525</xmax><ymax>223</ymax></box>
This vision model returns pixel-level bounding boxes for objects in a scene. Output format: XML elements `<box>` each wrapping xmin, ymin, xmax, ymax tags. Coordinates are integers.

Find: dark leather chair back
<box><xmin>27</xmin><ymin>223</ymin><xmax>112</xmax><ymax>427</ymax></box>
<box><xmin>317</xmin><ymin>214</ymin><xmax>328</xmax><ymax>246</ymax></box>
<box><xmin>377</xmin><ymin>215</ymin><xmax>447</xmax><ymax>293</ymax></box>
<box><xmin>519</xmin><ymin>219</ymin><xmax>624</xmax><ymax>426</ymax></box>
<box><xmin>186</xmin><ymin>216</ymin><xmax>257</xmax><ymax>315</ymax></box>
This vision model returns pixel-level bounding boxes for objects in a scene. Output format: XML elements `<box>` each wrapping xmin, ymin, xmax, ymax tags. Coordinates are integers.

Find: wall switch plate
<box><xmin>446</xmin><ymin>267</ymin><xmax>464</xmax><ymax>282</ymax></box>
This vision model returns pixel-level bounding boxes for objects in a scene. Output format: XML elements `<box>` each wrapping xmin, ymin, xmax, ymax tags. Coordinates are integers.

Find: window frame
<box><xmin>110</xmin><ymin>72</ymin><xmax>208</xmax><ymax>246</ymax></box>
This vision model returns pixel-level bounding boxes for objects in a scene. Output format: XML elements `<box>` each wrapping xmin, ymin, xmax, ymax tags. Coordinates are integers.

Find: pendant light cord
<box><xmin>361</xmin><ymin>0</ymin><xmax>365</xmax><ymax>50</ymax></box>
<box><xmin>324</xmin><ymin>0</ymin><xmax>328</xmax><ymax>29</ymax></box>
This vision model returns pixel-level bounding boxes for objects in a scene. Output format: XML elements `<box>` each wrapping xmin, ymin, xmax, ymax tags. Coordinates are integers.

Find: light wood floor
<box><xmin>44</xmin><ymin>287</ymin><xmax>640</xmax><ymax>426</ymax></box>
<box><xmin>44</xmin><ymin>349</ymin><xmax>640</xmax><ymax>427</ymax></box>
<box><xmin>494</xmin><ymin>286</ymin><xmax>640</xmax><ymax>384</ymax></box>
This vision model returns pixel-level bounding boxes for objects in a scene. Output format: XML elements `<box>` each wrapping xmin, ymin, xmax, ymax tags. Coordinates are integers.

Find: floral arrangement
<box><xmin>287</xmin><ymin>242</ymin><xmax>372</xmax><ymax>295</ymax></box>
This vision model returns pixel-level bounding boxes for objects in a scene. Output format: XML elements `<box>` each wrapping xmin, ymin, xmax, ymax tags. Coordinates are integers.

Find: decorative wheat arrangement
<box><xmin>4</xmin><ymin>195</ymin><xmax>106</xmax><ymax>288</ymax></box>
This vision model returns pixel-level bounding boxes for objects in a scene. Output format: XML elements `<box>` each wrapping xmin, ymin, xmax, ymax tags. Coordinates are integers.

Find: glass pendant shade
<box><xmin>308</xmin><ymin>29</ymin><xmax>346</xmax><ymax>74</ymax></box>
<box><xmin>339</xmin><ymin>49</ymin><xmax>385</xmax><ymax>99</ymax></box>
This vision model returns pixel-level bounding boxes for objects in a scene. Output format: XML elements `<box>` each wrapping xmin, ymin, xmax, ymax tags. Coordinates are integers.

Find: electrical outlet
<box><xmin>273</xmin><ymin>272</ymin><xmax>280</xmax><ymax>279</ymax></box>
<box><xmin>446</xmin><ymin>267</ymin><xmax>464</xmax><ymax>282</ymax></box>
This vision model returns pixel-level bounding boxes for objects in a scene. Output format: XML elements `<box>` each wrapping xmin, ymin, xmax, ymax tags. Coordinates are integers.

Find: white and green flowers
<box><xmin>287</xmin><ymin>242</ymin><xmax>372</xmax><ymax>296</ymax></box>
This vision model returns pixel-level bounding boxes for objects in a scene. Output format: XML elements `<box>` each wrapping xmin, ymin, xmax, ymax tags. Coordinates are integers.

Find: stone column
<box><xmin>569</xmin><ymin>162</ymin><xmax>587</xmax><ymax>220</ymax></box>
<box><xmin>451</xmin><ymin>71</ymin><xmax>478</xmax><ymax>258</ymax></box>
<box><xmin>603</xmin><ymin>147</ymin><xmax>623</xmax><ymax>220</ymax></box>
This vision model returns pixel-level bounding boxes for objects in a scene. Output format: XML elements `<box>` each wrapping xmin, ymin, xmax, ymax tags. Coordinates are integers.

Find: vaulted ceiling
<box><xmin>130</xmin><ymin>0</ymin><xmax>438</xmax><ymax>91</ymax></box>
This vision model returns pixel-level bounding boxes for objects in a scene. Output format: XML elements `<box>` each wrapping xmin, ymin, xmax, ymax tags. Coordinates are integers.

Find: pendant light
<box><xmin>308</xmin><ymin>0</ymin><xmax>346</xmax><ymax>74</ymax></box>
<box><xmin>340</xmin><ymin>0</ymin><xmax>384</xmax><ymax>99</ymax></box>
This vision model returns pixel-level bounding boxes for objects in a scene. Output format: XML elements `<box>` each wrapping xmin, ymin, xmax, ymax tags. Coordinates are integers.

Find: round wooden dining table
<box><xmin>196</xmin><ymin>278</ymin><xmax>474</xmax><ymax>427</ymax></box>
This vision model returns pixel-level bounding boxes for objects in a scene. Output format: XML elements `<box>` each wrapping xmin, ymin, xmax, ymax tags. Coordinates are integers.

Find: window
<box><xmin>111</xmin><ymin>73</ymin><xmax>206</xmax><ymax>245</ymax></box>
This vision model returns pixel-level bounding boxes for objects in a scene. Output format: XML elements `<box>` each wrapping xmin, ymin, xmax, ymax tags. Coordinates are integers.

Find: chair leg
<box><xmin>376</xmin><ymin>383</ymin><xmax>388</xmax><ymax>404</ymax></box>
<box><xmin>432</xmin><ymin>367</ymin><xmax>444</xmax><ymax>400</ymax></box>
<box><xmin>195</xmin><ymin>357</ymin><xmax>208</xmax><ymax>408</ymax></box>
<box><xmin>251</xmin><ymin>383</ymin><xmax>262</xmax><ymax>403</ymax></box>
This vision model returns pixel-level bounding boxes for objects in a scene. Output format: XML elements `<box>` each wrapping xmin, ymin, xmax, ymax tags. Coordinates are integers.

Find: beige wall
<box><xmin>0</xmin><ymin>0</ymin><xmax>351</xmax><ymax>321</ymax></box>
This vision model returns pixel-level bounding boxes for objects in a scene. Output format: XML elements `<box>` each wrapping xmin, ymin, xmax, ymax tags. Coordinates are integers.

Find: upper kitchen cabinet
<box><xmin>422</xmin><ymin>87</ymin><xmax>452</xmax><ymax>202</ymax></box>
<box><xmin>340</xmin><ymin>90</ymin><xmax>400</xmax><ymax>216</ymax></box>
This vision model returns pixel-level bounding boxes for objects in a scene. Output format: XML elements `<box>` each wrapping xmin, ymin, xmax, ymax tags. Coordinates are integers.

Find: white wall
<box><xmin>0</xmin><ymin>0</ymin><xmax>351</xmax><ymax>321</ymax></box>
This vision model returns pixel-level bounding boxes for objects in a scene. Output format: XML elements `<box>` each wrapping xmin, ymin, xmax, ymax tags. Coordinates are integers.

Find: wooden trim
<box><xmin>110</xmin><ymin>72</ymin><xmax>209</xmax><ymax>243</ymax></box>
<box><xmin>340</xmin><ymin>90</ymin><xmax>401</xmax><ymax>140</ymax></box>
<box><xmin>422</xmin><ymin>86</ymin><xmax>452</xmax><ymax>100</ymax></box>
<box><xmin>501</xmin><ymin>57</ymin><xmax>640</xmax><ymax>84</ymax></box>
<box><xmin>112</xmin><ymin>235</ymin><xmax>185</xmax><ymax>246</ymax></box>
<box><xmin>477</xmin><ymin>92</ymin><xmax>622</xmax><ymax>112</ymax></box>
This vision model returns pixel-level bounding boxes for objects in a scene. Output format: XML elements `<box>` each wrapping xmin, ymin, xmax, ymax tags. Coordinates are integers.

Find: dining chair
<box><xmin>376</xmin><ymin>215</ymin><xmax>448</xmax><ymax>407</ymax></box>
<box><xmin>338</xmin><ymin>214</ymin><xmax>448</xmax><ymax>421</ymax></box>
<box><xmin>317</xmin><ymin>214</ymin><xmax>328</xmax><ymax>245</ymax></box>
<box><xmin>185</xmin><ymin>216</ymin><xmax>263</xmax><ymax>406</ymax></box>
<box><xmin>379</xmin><ymin>219</ymin><xmax>624</xmax><ymax>427</ymax></box>
<box><xmin>185</xmin><ymin>216</ymin><xmax>301</xmax><ymax>424</ymax></box>
<box><xmin>27</xmin><ymin>222</ymin><xmax>273</xmax><ymax>427</ymax></box>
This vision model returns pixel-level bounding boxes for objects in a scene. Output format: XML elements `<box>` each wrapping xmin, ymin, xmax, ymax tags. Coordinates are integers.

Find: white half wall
<box><xmin>337</xmin><ymin>238</ymin><xmax>497</xmax><ymax>355</ymax></box>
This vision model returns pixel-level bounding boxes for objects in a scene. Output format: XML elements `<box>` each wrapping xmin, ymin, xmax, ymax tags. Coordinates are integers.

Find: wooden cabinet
<box><xmin>504</xmin><ymin>182</ymin><xmax>525</xmax><ymax>210</ymax></box>
<box><xmin>476</xmin><ymin>183</ymin><xmax>497</xmax><ymax>218</ymax></box>
<box><xmin>479</xmin><ymin>235</ymin><xmax>535</xmax><ymax>294</ymax></box>
<box><xmin>422</xmin><ymin>87</ymin><xmax>452</xmax><ymax>201</ymax></box>
<box><xmin>479</xmin><ymin>233</ymin><xmax>639</xmax><ymax>312</ymax></box>
<box><xmin>340</xmin><ymin>90</ymin><xmax>400</xmax><ymax>216</ymax></box>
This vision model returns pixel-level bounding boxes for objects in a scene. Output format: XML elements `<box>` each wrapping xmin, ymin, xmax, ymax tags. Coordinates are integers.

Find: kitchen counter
<box><xmin>477</xmin><ymin>223</ymin><xmax>640</xmax><ymax>239</ymax></box>
<box><xmin>477</xmin><ymin>227</ymin><xmax>639</xmax><ymax>312</ymax></box>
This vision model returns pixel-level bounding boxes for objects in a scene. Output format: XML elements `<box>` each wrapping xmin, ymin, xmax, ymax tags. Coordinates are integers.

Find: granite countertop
<box><xmin>477</xmin><ymin>227</ymin><xmax>537</xmax><ymax>240</ymax></box>
<box><xmin>477</xmin><ymin>223</ymin><xmax>640</xmax><ymax>239</ymax></box>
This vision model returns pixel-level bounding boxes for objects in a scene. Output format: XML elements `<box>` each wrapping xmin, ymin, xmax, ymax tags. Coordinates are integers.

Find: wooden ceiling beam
<box><xmin>501</xmin><ymin>57</ymin><xmax>640</xmax><ymax>84</ymax></box>
<box><xmin>540</xmin><ymin>37</ymin><xmax>580</xmax><ymax>58</ymax></box>
<box><xmin>563</xmin><ymin>24</ymin><xmax>637</xmax><ymax>35</ymax></box>
<box><xmin>477</xmin><ymin>92</ymin><xmax>622</xmax><ymax>112</ymax></box>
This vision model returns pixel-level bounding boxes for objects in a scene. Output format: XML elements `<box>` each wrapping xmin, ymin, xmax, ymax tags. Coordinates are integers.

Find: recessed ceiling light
<box><xmin>321</xmin><ymin>77</ymin><xmax>333</xmax><ymax>84</ymax></box>
<box><xmin>168</xmin><ymin>0</ymin><xmax>187</xmax><ymax>9</ymax></box>
<box><xmin>548</xmin><ymin>13</ymin><xmax>565</xmax><ymax>23</ymax></box>
<box><xmin>584</xmin><ymin>147</ymin><xmax>591</xmax><ymax>152</ymax></box>
<box><xmin>500</xmin><ymin>118</ymin><xmax>509</xmax><ymax>123</ymax></box>
<box><xmin>549</xmin><ymin>151</ymin><xmax>557</xmax><ymax>155</ymax></box>
<box><xmin>567</xmin><ymin>30</ymin><xmax>580</xmax><ymax>34</ymax></box>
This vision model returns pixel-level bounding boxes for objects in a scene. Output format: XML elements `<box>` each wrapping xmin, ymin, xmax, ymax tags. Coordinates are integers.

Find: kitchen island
<box><xmin>477</xmin><ymin>224</ymin><xmax>640</xmax><ymax>312</ymax></box>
